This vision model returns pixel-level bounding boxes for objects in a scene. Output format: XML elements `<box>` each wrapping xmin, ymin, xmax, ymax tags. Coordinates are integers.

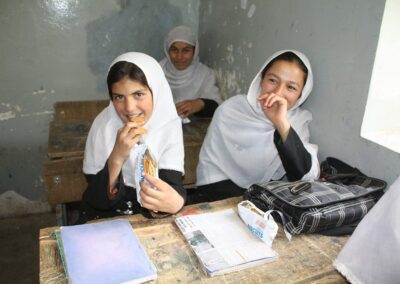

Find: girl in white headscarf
<box><xmin>159</xmin><ymin>25</ymin><xmax>222</xmax><ymax>119</ymax></box>
<box><xmin>195</xmin><ymin>50</ymin><xmax>319</xmax><ymax>202</ymax></box>
<box><xmin>78</xmin><ymin>52</ymin><xmax>185</xmax><ymax>223</ymax></box>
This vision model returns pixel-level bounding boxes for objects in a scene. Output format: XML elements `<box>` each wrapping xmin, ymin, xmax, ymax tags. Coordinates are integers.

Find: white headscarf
<box><xmin>159</xmin><ymin>25</ymin><xmax>222</xmax><ymax>104</ymax></box>
<box><xmin>196</xmin><ymin>50</ymin><xmax>319</xmax><ymax>188</ymax></box>
<box><xmin>83</xmin><ymin>52</ymin><xmax>184</xmax><ymax>187</ymax></box>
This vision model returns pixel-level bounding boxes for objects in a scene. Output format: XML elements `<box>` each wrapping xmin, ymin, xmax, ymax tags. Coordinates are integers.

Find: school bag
<box><xmin>244</xmin><ymin>157</ymin><xmax>387</xmax><ymax>235</ymax></box>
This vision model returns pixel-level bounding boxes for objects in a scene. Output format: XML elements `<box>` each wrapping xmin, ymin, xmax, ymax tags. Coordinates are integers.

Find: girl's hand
<box><xmin>107</xmin><ymin>121</ymin><xmax>147</xmax><ymax>194</ymax></box>
<box><xmin>175</xmin><ymin>99</ymin><xmax>204</xmax><ymax>118</ymax></box>
<box><xmin>110</xmin><ymin>121</ymin><xmax>146</xmax><ymax>164</ymax></box>
<box><xmin>139</xmin><ymin>173</ymin><xmax>184</xmax><ymax>214</ymax></box>
<box><xmin>258</xmin><ymin>93</ymin><xmax>290</xmax><ymax>141</ymax></box>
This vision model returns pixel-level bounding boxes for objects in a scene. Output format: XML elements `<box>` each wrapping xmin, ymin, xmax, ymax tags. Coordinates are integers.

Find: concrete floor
<box><xmin>0</xmin><ymin>212</ymin><xmax>57</xmax><ymax>284</ymax></box>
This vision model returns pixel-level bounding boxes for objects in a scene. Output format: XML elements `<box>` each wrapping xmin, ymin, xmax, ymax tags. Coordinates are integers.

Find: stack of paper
<box><xmin>175</xmin><ymin>209</ymin><xmax>278</xmax><ymax>276</ymax></box>
<box><xmin>56</xmin><ymin>219</ymin><xmax>157</xmax><ymax>284</ymax></box>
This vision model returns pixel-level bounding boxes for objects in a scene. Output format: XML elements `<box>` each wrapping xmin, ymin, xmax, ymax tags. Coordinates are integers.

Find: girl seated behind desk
<box><xmin>78</xmin><ymin>52</ymin><xmax>185</xmax><ymax>223</ymax></box>
<box><xmin>159</xmin><ymin>25</ymin><xmax>222</xmax><ymax>119</ymax></box>
<box><xmin>195</xmin><ymin>50</ymin><xmax>319</xmax><ymax>202</ymax></box>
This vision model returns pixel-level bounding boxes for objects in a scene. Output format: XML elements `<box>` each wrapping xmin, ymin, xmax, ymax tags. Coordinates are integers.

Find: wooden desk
<box><xmin>39</xmin><ymin>198</ymin><xmax>348</xmax><ymax>283</ymax></box>
<box><xmin>43</xmin><ymin>100</ymin><xmax>210</xmax><ymax>209</ymax></box>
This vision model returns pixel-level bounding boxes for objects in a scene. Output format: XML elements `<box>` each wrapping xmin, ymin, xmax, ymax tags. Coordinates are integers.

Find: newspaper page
<box><xmin>175</xmin><ymin>209</ymin><xmax>278</xmax><ymax>276</ymax></box>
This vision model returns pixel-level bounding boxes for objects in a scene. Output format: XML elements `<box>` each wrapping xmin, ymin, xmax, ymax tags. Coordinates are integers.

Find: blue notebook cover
<box><xmin>60</xmin><ymin>219</ymin><xmax>157</xmax><ymax>284</ymax></box>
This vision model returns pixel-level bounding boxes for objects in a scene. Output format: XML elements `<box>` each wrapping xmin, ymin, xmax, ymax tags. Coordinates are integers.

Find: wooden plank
<box><xmin>47</xmin><ymin>117</ymin><xmax>210</xmax><ymax>159</ymax></box>
<box><xmin>53</xmin><ymin>100</ymin><xmax>109</xmax><ymax>122</ymax></box>
<box><xmin>181</xmin><ymin>118</ymin><xmax>209</xmax><ymax>184</ymax></box>
<box><xmin>47</xmin><ymin>120</ymin><xmax>91</xmax><ymax>159</ymax></box>
<box><xmin>39</xmin><ymin>198</ymin><xmax>348</xmax><ymax>284</ymax></box>
<box><xmin>43</xmin><ymin>157</ymin><xmax>86</xmax><ymax>208</ymax></box>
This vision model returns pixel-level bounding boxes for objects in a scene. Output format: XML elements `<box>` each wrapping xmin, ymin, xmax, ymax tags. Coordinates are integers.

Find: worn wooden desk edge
<box><xmin>39</xmin><ymin>197</ymin><xmax>348</xmax><ymax>284</ymax></box>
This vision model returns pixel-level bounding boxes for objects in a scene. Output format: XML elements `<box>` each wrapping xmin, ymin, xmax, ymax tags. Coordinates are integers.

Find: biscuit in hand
<box><xmin>143</xmin><ymin>149</ymin><xmax>157</xmax><ymax>177</ymax></box>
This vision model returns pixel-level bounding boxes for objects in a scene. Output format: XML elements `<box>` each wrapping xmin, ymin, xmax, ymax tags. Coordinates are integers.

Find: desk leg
<box><xmin>55</xmin><ymin>204</ymin><xmax>68</xmax><ymax>226</ymax></box>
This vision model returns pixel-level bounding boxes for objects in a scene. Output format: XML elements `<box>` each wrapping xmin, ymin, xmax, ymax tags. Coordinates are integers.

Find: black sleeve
<box><xmin>82</xmin><ymin>160</ymin><xmax>127</xmax><ymax>211</ymax></box>
<box><xmin>274</xmin><ymin>127</ymin><xmax>312</xmax><ymax>181</ymax></box>
<box><xmin>83</xmin><ymin>164</ymin><xmax>186</xmax><ymax>210</ymax></box>
<box><xmin>159</xmin><ymin>169</ymin><xmax>187</xmax><ymax>204</ymax></box>
<box><xmin>195</xmin><ymin>99</ymin><xmax>218</xmax><ymax>117</ymax></box>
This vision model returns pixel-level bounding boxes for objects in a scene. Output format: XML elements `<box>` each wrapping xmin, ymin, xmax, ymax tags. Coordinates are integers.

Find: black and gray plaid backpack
<box><xmin>244</xmin><ymin>157</ymin><xmax>386</xmax><ymax>235</ymax></box>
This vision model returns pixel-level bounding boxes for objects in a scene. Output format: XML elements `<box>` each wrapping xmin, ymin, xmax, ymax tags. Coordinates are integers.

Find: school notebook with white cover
<box><xmin>175</xmin><ymin>209</ymin><xmax>278</xmax><ymax>276</ymax></box>
<box><xmin>60</xmin><ymin>219</ymin><xmax>157</xmax><ymax>284</ymax></box>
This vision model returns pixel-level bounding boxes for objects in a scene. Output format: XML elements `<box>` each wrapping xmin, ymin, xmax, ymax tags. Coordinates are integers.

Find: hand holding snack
<box><xmin>128</xmin><ymin>116</ymin><xmax>147</xmax><ymax>141</ymax></box>
<box><xmin>111</xmin><ymin>116</ymin><xmax>147</xmax><ymax>163</ymax></box>
<box><xmin>140</xmin><ymin>173</ymin><xmax>184</xmax><ymax>214</ymax></box>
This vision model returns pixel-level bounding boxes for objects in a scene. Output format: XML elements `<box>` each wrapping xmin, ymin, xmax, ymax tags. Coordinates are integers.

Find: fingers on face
<box><xmin>259</xmin><ymin>93</ymin><xmax>286</xmax><ymax>108</ymax></box>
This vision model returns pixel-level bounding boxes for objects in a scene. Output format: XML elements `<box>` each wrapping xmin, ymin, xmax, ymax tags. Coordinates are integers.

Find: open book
<box><xmin>56</xmin><ymin>219</ymin><xmax>157</xmax><ymax>284</ymax></box>
<box><xmin>175</xmin><ymin>208</ymin><xmax>278</xmax><ymax>276</ymax></box>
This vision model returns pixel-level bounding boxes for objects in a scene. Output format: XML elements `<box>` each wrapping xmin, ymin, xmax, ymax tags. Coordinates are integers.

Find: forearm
<box><xmin>274</xmin><ymin>127</ymin><xmax>312</xmax><ymax>181</ymax></box>
<box><xmin>82</xmin><ymin>160</ymin><xmax>126</xmax><ymax>210</ymax></box>
<box><xmin>107</xmin><ymin>151</ymin><xmax>124</xmax><ymax>191</ymax></box>
<box><xmin>196</xmin><ymin>99</ymin><xmax>218</xmax><ymax>117</ymax></box>
<box><xmin>275</xmin><ymin>119</ymin><xmax>291</xmax><ymax>142</ymax></box>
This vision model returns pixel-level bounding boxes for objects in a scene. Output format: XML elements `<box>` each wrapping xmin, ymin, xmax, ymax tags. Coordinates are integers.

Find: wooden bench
<box><xmin>43</xmin><ymin>100</ymin><xmax>210</xmax><ymax>216</ymax></box>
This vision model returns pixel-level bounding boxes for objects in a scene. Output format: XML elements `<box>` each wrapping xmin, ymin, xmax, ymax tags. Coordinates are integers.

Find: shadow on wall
<box><xmin>86</xmin><ymin>0</ymin><xmax>183</xmax><ymax>92</ymax></box>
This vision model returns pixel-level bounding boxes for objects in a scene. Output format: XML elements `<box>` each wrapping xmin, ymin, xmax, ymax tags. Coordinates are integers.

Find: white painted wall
<box><xmin>198</xmin><ymin>0</ymin><xmax>400</xmax><ymax>185</ymax></box>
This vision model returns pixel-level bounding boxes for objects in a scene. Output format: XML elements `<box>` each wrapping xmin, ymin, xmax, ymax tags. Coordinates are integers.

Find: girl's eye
<box><xmin>113</xmin><ymin>95</ymin><xmax>124</xmax><ymax>101</ymax></box>
<box><xmin>135</xmin><ymin>92</ymin><xmax>145</xmax><ymax>99</ymax></box>
<box><xmin>288</xmin><ymin>85</ymin><xmax>297</xmax><ymax>91</ymax></box>
<box><xmin>169</xmin><ymin>47</ymin><xmax>178</xmax><ymax>54</ymax></box>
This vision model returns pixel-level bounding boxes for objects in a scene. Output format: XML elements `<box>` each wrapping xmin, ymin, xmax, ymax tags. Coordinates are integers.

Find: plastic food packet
<box><xmin>134</xmin><ymin>144</ymin><xmax>158</xmax><ymax>205</ymax></box>
<box><xmin>238</xmin><ymin>200</ymin><xmax>291</xmax><ymax>247</ymax></box>
<box><xmin>180</xmin><ymin>116</ymin><xmax>191</xmax><ymax>124</ymax></box>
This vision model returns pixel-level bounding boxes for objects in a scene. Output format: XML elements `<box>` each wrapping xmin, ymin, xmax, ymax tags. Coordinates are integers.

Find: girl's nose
<box><xmin>125</xmin><ymin>97</ymin><xmax>137</xmax><ymax>112</ymax></box>
<box><xmin>274</xmin><ymin>84</ymin><xmax>285</xmax><ymax>97</ymax></box>
<box><xmin>177</xmin><ymin>51</ymin><xmax>183</xmax><ymax>59</ymax></box>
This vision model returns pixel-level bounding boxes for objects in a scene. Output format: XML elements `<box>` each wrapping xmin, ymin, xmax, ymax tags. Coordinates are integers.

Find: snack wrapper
<box><xmin>238</xmin><ymin>200</ymin><xmax>291</xmax><ymax>247</ymax></box>
<box><xmin>134</xmin><ymin>144</ymin><xmax>158</xmax><ymax>205</ymax></box>
<box><xmin>180</xmin><ymin>116</ymin><xmax>191</xmax><ymax>124</ymax></box>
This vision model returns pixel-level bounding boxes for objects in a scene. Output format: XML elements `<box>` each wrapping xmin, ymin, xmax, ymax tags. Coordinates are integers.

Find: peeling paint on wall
<box><xmin>32</xmin><ymin>86</ymin><xmax>55</xmax><ymax>96</ymax></box>
<box><xmin>0</xmin><ymin>102</ymin><xmax>53</xmax><ymax>120</ymax></box>
<box><xmin>226</xmin><ymin>44</ymin><xmax>235</xmax><ymax>64</ymax></box>
<box><xmin>0</xmin><ymin>103</ymin><xmax>21</xmax><ymax>121</ymax></box>
<box><xmin>20</xmin><ymin>110</ymin><xmax>54</xmax><ymax>117</ymax></box>
<box><xmin>32</xmin><ymin>88</ymin><xmax>46</xmax><ymax>96</ymax></box>
<box><xmin>215</xmin><ymin>67</ymin><xmax>243</xmax><ymax>99</ymax></box>
<box><xmin>0</xmin><ymin>111</ymin><xmax>16</xmax><ymax>121</ymax></box>
<box><xmin>240</xmin><ymin>0</ymin><xmax>248</xmax><ymax>10</ymax></box>
<box><xmin>247</xmin><ymin>4</ymin><xmax>256</xmax><ymax>18</ymax></box>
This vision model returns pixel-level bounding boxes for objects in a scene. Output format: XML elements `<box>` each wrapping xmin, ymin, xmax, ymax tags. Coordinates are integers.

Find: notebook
<box><xmin>175</xmin><ymin>209</ymin><xmax>278</xmax><ymax>276</ymax></box>
<box><xmin>57</xmin><ymin>219</ymin><xmax>157</xmax><ymax>284</ymax></box>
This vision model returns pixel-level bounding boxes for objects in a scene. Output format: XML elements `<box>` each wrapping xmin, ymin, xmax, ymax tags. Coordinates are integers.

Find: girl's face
<box><xmin>168</xmin><ymin>41</ymin><xmax>195</xmax><ymax>70</ymax></box>
<box><xmin>111</xmin><ymin>77</ymin><xmax>153</xmax><ymax>124</ymax></box>
<box><xmin>260</xmin><ymin>60</ymin><xmax>305</xmax><ymax>109</ymax></box>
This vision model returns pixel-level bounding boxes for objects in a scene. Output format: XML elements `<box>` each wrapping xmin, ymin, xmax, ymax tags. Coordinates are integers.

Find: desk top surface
<box><xmin>39</xmin><ymin>198</ymin><xmax>348</xmax><ymax>284</ymax></box>
<box><xmin>47</xmin><ymin>117</ymin><xmax>211</xmax><ymax>159</ymax></box>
